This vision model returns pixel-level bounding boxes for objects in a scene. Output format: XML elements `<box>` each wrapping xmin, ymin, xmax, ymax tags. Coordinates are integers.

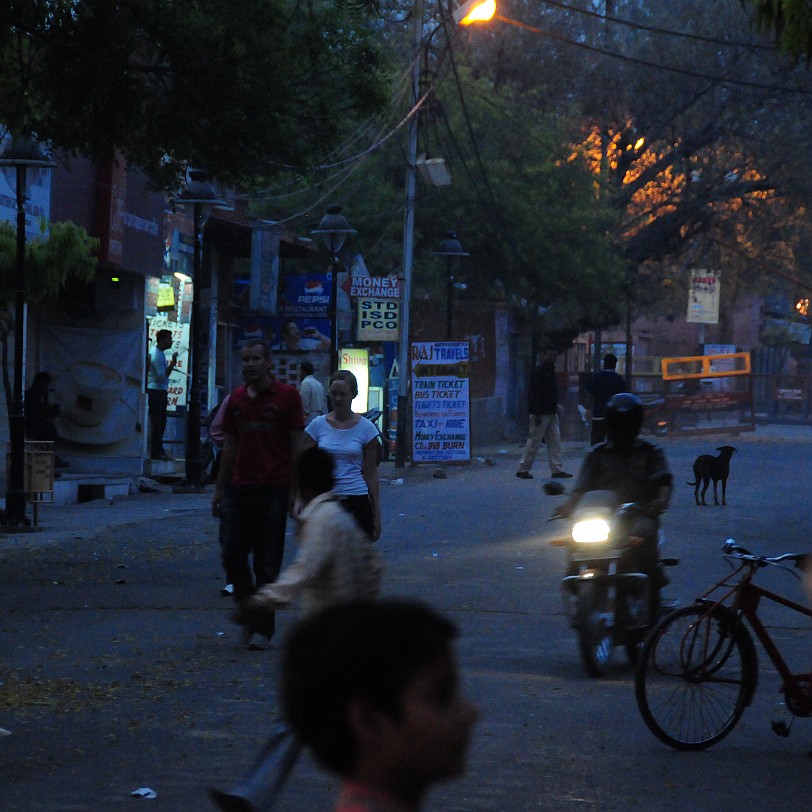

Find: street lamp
<box><xmin>175</xmin><ymin>169</ymin><xmax>225</xmax><ymax>488</ymax></box>
<box><xmin>311</xmin><ymin>204</ymin><xmax>356</xmax><ymax>374</ymax></box>
<box><xmin>396</xmin><ymin>0</ymin><xmax>494</xmax><ymax>467</ymax></box>
<box><xmin>433</xmin><ymin>231</ymin><xmax>469</xmax><ymax>340</ymax></box>
<box><xmin>0</xmin><ymin>136</ymin><xmax>55</xmax><ymax>525</ymax></box>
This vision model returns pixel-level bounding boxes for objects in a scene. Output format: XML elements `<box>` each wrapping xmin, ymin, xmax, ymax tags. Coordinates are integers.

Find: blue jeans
<box><xmin>221</xmin><ymin>484</ymin><xmax>289</xmax><ymax>636</ymax></box>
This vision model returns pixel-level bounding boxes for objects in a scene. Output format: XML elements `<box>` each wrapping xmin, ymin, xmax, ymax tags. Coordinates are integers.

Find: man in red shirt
<box><xmin>212</xmin><ymin>339</ymin><xmax>304</xmax><ymax>649</ymax></box>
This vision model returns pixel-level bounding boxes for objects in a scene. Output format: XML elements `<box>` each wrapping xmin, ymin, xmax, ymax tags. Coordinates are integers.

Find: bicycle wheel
<box><xmin>577</xmin><ymin>582</ymin><xmax>614</xmax><ymax>678</ymax></box>
<box><xmin>635</xmin><ymin>604</ymin><xmax>757</xmax><ymax>750</ymax></box>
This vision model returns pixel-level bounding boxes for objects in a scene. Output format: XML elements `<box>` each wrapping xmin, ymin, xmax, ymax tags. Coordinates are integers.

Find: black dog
<box><xmin>688</xmin><ymin>446</ymin><xmax>736</xmax><ymax>506</ymax></box>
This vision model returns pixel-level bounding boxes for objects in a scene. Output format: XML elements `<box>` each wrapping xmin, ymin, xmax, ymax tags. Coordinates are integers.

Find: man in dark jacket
<box><xmin>516</xmin><ymin>350</ymin><xmax>572</xmax><ymax>480</ymax></box>
<box><xmin>584</xmin><ymin>353</ymin><xmax>626</xmax><ymax>445</ymax></box>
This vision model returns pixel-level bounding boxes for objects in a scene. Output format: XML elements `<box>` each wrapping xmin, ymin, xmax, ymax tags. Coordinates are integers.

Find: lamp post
<box><xmin>175</xmin><ymin>169</ymin><xmax>225</xmax><ymax>488</ymax></box>
<box><xmin>395</xmin><ymin>0</ymin><xmax>495</xmax><ymax>467</ymax></box>
<box><xmin>0</xmin><ymin>136</ymin><xmax>55</xmax><ymax>525</ymax></box>
<box><xmin>433</xmin><ymin>231</ymin><xmax>469</xmax><ymax>340</ymax></box>
<box><xmin>311</xmin><ymin>205</ymin><xmax>356</xmax><ymax>375</ymax></box>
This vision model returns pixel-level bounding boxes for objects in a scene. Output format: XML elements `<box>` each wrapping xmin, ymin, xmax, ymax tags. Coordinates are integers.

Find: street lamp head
<box><xmin>454</xmin><ymin>0</ymin><xmax>496</xmax><ymax>26</ymax></box>
<box><xmin>0</xmin><ymin>135</ymin><xmax>55</xmax><ymax>195</ymax></box>
<box><xmin>175</xmin><ymin>168</ymin><xmax>227</xmax><ymax>224</ymax></box>
<box><xmin>311</xmin><ymin>204</ymin><xmax>356</xmax><ymax>257</ymax></box>
<box><xmin>434</xmin><ymin>231</ymin><xmax>469</xmax><ymax>258</ymax></box>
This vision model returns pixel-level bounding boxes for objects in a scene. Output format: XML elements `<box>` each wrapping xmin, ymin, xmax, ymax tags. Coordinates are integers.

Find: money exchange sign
<box><xmin>411</xmin><ymin>341</ymin><xmax>470</xmax><ymax>463</ymax></box>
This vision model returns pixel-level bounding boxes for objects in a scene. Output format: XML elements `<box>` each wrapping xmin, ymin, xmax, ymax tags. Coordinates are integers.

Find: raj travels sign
<box><xmin>410</xmin><ymin>341</ymin><xmax>471</xmax><ymax>464</ymax></box>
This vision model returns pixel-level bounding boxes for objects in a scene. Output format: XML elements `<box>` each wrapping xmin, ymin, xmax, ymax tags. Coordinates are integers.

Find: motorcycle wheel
<box><xmin>576</xmin><ymin>583</ymin><xmax>614</xmax><ymax>677</ymax></box>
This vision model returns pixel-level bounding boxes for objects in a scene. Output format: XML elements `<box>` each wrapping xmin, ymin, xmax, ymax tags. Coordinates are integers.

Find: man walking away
<box><xmin>516</xmin><ymin>349</ymin><xmax>572</xmax><ymax>480</ymax></box>
<box><xmin>585</xmin><ymin>353</ymin><xmax>627</xmax><ymax>445</ymax></box>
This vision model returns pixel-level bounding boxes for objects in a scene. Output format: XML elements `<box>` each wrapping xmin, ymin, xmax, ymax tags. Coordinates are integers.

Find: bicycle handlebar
<box><xmin>721</xmin><ymin>539</ymin><xmax>808</xmax><ymax>570</ymax></box>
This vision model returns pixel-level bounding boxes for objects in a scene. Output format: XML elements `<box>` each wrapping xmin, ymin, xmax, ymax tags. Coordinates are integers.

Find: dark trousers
<box><xmin>147</xmin><ymin>389</ymin><xmax>168</xmax><ymax>459</ymax></box>
<box><xmin>337</xmin><ymin>494</ymin><xmax>374</xmax><ymax>540</ymax></box>
<box><xmin>221</xmin><ymin>484</ymin><xmax>289</xmax><ymax>637</ymax></box>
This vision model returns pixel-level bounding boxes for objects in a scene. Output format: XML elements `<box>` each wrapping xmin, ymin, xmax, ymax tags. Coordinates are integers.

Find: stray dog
<box><xmin>688</xmin><ymin>446</ymin><xmax>736</xmax><ymax>506</ymax></box>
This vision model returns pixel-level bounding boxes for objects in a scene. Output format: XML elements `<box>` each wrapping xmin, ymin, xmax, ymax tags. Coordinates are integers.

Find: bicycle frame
<box><xmin>697</xmin><ymin>561</ymin><xmax>812</xmax><ymax>716</ymax></box>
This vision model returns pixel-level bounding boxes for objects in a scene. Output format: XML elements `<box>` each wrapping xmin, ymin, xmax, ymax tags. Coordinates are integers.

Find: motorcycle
<box><xmin>547</xmin><ymin>475</ymin><xmax>678</xmax><ymax>677</ymax></box>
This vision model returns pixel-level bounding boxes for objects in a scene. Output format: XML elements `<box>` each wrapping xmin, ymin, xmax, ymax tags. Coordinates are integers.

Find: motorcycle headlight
<box><xmin>572</xmin><ymin>518</ymin><xmax>611</xmax><ymax>544</ymax></box>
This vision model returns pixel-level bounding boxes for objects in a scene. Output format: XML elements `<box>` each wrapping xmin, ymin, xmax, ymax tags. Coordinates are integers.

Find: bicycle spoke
<box><xmin>636</xmin><ymin>605</ymin><xmax>755</xmax><ymax>750</ymax></box>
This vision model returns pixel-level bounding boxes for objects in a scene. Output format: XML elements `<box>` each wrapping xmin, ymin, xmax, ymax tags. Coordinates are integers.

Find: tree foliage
<box><xmin>746</xmin><ymin>0</ymin><xmax>812</xmax><ymax>60</ymax></box>
<box><xmin>0</xmin><ymin>1</ymin><xmax>388</xmax><ymax>189</ymax></box>
<box><xmin>460</xmin><ymin>0</ymin><xmax>812</xmax><ymax>337</ymax></box>
<box><xmin>0</xmin><ymin>222</ymin><xmax>97</xmax><ymax>302</ymax></box>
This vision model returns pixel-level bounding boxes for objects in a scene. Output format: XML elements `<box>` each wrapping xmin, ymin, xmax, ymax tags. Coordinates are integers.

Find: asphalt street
<box><xmin>1</xmin><ymin>427</ymin><xmax>812</xmax><ymax>811</ymax></box>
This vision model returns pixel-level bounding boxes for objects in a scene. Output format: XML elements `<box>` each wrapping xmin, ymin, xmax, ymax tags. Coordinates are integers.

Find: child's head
<box><xmin>281</xmin><ymin>599</ymin><xmax>477</xmax><ymax>801</ymax></box>
<box><xmin>294</xmin><ymin>446</ymin><xmax>335</xmax><ymax>501</ymax></box>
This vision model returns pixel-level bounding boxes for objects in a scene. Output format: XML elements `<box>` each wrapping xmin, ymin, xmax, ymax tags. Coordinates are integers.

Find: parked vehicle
<box><xmin>548</xmin><ymin>480</ymin><xmax>678</xmax><ymax>677</ymax></box>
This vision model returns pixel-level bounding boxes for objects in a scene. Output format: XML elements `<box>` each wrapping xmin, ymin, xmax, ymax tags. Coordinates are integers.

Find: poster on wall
<box><xmin>410</xmin><ymin>341</ymin><xmax>470</xmax><ymax>464</ymax></box>
<box><xmin>686</xmin><ymin>269</ymin><xmax>720</xmax><ymax>324</ymax></box>
<box><xmin>39</xmin><ymin>325</ymin><xmax>145</xmax><ymax>456</ymax></box>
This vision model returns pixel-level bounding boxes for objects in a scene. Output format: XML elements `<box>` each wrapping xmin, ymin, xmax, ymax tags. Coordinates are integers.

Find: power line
<box><xmin>539</xmin><ymin>0</ymin><xmax>777</xmax><ymax>52</ymax></box>
<box><xmin>493</xmin><ymin>13</ymin><xmax>812</xmax><ymax>96</ymax></box>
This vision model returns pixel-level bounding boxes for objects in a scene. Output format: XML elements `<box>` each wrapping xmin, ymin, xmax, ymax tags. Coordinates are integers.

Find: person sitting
<box><xmin>281</xmin><ymin>599</ymin><xmax>479</xmax><ymax>812</ymax></box>
<box><xmin>25</xmin><ymin>371</ymin><xmax>69</xmax><ymax>468</ymax></box>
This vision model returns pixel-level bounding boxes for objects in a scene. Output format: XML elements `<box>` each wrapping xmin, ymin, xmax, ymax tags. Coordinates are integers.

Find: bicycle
<box><xmin>634</xmin><ymin>539</ymin><xmax>811</xmax><ymax>750</ymax></box>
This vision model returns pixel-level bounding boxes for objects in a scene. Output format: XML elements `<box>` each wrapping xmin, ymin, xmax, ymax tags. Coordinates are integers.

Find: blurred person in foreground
<box><xmin>281</xmin><ymin>599</ymin><xmax>479</xmax><ymax>812</ymax></box>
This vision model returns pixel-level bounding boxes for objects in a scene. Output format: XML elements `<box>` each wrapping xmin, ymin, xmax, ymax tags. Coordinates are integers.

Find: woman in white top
<box><xmin>304</xmin><ymin>369</ymin><xmax>381</xmax><ymax>540</ymax></box>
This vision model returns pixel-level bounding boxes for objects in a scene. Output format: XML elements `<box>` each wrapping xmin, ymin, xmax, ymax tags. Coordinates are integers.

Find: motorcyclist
<box><xmin>552</xmin><ymin>392</ymin><xmax>673</xmax><ymax>615</ymax></box>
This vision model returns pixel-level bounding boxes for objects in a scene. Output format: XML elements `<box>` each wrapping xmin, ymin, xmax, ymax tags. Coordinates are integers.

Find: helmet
<box><xmin>604</xmin><ymin>393</ymin><xmax>644</xmax><ymax>446</ymax></box>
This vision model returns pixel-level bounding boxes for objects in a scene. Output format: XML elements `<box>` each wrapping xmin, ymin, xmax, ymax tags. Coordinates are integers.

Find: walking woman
<box><xmin>303</xmin><ymin>370</ymin><xmax>381</xmax><ymax>541</ymax></box>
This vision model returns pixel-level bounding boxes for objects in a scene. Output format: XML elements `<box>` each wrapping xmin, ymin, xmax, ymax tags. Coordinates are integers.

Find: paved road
<box><xmin>1</xmin><ymin>430</ymin><xmax>811</xmax><ymax>811</ymax></box>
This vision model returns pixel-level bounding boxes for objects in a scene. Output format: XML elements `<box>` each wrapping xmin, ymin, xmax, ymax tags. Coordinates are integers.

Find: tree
<box><xmin>0</xmin><ymin>1</ymin><xmax>388</xmax><ymax>188</ymax></box>
<box><xmin>0</xmin><ymin>221</ymin><xmax>96</xmax><ymax>416</ymax></box>
<box><xmin>463</xmin><ymin>0</ymin><xmax>812</xmax><ymax>344</ymax></box>
<box><xmin>746</xmin><ymin>0</ymin><xmax>812</xmax><ymax>60</ymax></box>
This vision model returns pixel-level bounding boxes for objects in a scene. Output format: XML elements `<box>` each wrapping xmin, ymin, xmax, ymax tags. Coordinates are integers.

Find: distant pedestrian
<box><xmin>211</xmin><ymin>339</ymin><xmax>305</xmax><ymax>650</ymax></box>
<box><xmin>146</xmin><ymin>328</ymin><xmax>178</xmax><ymax>461</ymax></box>
<box><xmin>233</xmin><ymin>446</ymin><xmax>381</xmax><ymax>630</ymax></box>
<box><xmin>299</xmin><ymin>361</ymin><xmax>327</xmax><ymax>425</ymax></box>
<box><xmin>304</xmin><ymin>370</ymin><xmax>381</xmax><ymax>541</ymax></box>
<box><xmin>585</xmin><ymin>353</ymin><xmax>627</xmax><ymax>445</ymax></box>
<box><xmin>516</xmin><ymin>349</ymin><xmax>572</xmax><ymax>480</ymax></box>
<box><xmin>281</xmin><ymin>599</ymin><xmax>479</xmax><ymax>812</ymax></box>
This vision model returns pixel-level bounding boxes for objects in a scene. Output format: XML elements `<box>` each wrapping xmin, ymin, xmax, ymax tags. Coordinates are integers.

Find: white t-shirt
<box><xmin>305</xmin><ymin>415</ymin><xmax>380</xmax><ymax>496</ymax></box>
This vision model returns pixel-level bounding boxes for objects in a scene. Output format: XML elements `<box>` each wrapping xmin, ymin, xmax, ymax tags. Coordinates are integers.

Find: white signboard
<box><xmin>411</xmin><ymin>341</ymin><xmax>470</xmax><ymax>464</ymax></box>
<box><xmin>357</xmin><ymin>298</ymin><xmax>400</xmax><ymax>341</ymax></box>
<box><xmin>686</xmin><ymin>269</ymin><xmax>720</xmax><ymax>324</ymax></box>
<box><xmin>339</xmin><ymin>347</ymin><xmax>369</xmax><ymax>412</ymax></box>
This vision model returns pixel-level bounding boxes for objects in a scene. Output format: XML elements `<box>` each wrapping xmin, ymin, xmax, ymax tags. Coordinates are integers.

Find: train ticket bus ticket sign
<box><xmin>410</xmin><ymin>341</ymin><xmax>470</xmax><ymax>464</ymax></box>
